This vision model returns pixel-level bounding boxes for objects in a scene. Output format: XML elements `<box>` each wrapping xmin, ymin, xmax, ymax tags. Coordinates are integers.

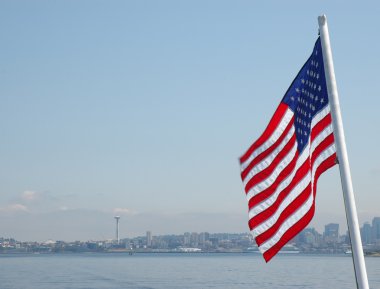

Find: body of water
<box><xmin>0</xmin><ymin>253</ymin><xmax>379</xmax><ymax>289</ymax></box>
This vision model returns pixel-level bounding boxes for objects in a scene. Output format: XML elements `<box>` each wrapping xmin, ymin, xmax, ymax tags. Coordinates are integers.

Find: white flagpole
<box><xmin>318</xmin><ymin>14</ymin><xmax>369</xmax><ymax>289</ymax></box>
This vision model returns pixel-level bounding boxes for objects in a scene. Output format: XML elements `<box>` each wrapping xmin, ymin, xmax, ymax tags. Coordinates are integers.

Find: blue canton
<box><xmin>282</xmin><ymin>37</ymin><xmax>329</xmax><ymax>153</ymax></box>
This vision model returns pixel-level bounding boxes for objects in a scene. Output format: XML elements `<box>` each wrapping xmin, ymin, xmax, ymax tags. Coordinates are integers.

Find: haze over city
<box><xmin>1</xmin><ymin>1</ymin><xmax>379</xmax><ymax>241</ymax></box>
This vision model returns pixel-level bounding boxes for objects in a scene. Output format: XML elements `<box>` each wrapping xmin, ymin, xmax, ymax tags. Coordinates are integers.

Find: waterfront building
<box><xmin>199</xmin><ymin>232</ymin><xmax>210</xmax><ymax>247</ymax></box>
<box><xmin>324</xmin><ymin>223</ymin><xmax>339</xmax><ymax>243</ymax></box>
<box><xmin>190</xmin><ymin>232</ymin><xmax>199</xmax><ymax>247</ymax></box>
<box><xmin>183</xmin><ymin>232</ymin><xmax>191</xmax><ymax>246</ymax></box>
<box><xmin>146</xmin><ymin>231</ymin><xmax>152</xmax><ymax>247</ymax></box>
<box><xmin>372</xmin><ymin>217</ymin><xmax>380</xmax><ymax>243</ymax></box>
<box><xmin>361</xmin><ymin>222</ymin><xmax>372</xmax><ymax>245</ymax></box>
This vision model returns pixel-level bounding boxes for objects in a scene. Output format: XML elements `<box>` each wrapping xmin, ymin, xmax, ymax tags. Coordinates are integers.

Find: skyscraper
<box><xmin>190</xmin><ymin>232</ymin><xmax>199</xmax><ymax>247</ymax></box>
<box><xmin>324</xmin><ymin>223</ymin><xmax>339</xmax><ymax>242</ymax></box>
<box><xmin>361</xmin><ymin>222</ymin><xmax>372</xmax><ymax>245</ymax></box>
<box><xmin>114</xmin><ymin>216</ymin><xmax>120</xmax><ymax>244</ymax></box>
<box><xmin>199</xmin><ymin>232</ymin><xmax>210</xmax><ymax>247</ymax></box>
<box><xmin>146</xmin><ymin>231</ymin><xmax>152</xmax><ymax>247</ymax></box>
<box><xmin>372</xmin><ymin>217</ymin><xmax>380</xmax><ymax>242</ymax></box>
<box><xmin>183</xmin><ymin>232</ymin><xmax>191</xmax><ymax>246</ymax></box>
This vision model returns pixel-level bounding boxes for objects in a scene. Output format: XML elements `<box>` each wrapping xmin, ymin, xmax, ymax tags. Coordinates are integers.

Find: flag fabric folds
<box><xmin>239</xmin><ymin>37</ymin><xmax>337</xmax><ymax>262</ymax></box>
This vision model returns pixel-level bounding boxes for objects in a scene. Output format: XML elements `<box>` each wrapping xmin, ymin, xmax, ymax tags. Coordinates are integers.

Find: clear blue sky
<box><xmin>0</xmin><ymin>1</ymin><xmax>379</xmax><ymax>241</ymax></box>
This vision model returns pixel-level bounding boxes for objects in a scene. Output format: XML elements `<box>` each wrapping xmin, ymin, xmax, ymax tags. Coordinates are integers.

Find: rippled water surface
<box><xmin>0</xmin><ymin>253</ymin><xmax>379</xmax><ymax>289</ymax></box>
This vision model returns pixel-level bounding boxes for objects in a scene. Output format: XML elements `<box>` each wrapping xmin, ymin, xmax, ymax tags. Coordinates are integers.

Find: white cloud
<box><xmin>0</xmin><ymin>203</ymin><xmax>28</xmax><ymax>212</ymax></box>
<box><xmin>21</xmin><ymin>190</ymin><xmax>38</xmax><ymax>201</ymax></box>
<box><xmin>113</xmin><ymin>207</ymin><xmax>137</xmax><ymax>215</ymax></box>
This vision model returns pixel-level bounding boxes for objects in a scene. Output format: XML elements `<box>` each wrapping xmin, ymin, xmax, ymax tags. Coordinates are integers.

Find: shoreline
<box><xmin>0</xmin><ymin>250</ymin><xmax>379</xmax><ymax>257</ymax></box>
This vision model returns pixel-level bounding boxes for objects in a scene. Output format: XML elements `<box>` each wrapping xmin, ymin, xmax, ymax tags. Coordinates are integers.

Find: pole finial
<box><xmin>318</xmin><ymin>14</ymin><xmax>327</xmax><ymax>26</ymax></box>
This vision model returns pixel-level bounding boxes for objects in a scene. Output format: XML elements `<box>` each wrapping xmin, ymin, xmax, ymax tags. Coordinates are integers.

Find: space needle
<box><xmin>114</xmin><ymin>216</ymin><xmax>120</xmax><ymax>244</ymax></box>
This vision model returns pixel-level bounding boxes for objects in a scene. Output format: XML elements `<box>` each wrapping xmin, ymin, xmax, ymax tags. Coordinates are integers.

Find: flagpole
<box><xmin>318</xmin><ymin>15</ymin><xmax>369</xmax><ymax>289</ymax></box>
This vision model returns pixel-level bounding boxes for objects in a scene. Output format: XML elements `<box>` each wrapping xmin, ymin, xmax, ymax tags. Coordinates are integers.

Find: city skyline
<box><xmin>1</xmin><ymin>217</ymin><xmax>380</xmax><ymax>257</ymax></box>
<box><xmin>1</xmin><ymin>1</ymin><xmax>380</xmax><ymax>241</ymax></box>
<box><xmin>2</xmin><ymin>215</ymin><xmax>380</xmax><ymax>244</ymax></box>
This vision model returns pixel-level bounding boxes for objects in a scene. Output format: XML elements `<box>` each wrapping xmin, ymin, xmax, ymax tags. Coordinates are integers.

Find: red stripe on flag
<box><xmin>310</xmin><ymin>114</ymin><xmax>332</xmax><ymax>141</ymax></box>
<box><xmin>241</xmin><ymin>117</ymin><xmax>294</xmax><ymax>181</ymax></box>
<box><xmin>263</xmin><ymin>202</ymin><xmax>315</xmax><ymax>262</ymax></box>
<box><xmin>312</xmin><ymin>153</ymin><xmax>337</xmax><ymax>197</ymax></box>
<box><xmin>244</xmin><ymin>134</ymin><xmax>296</xmax><ymax>193</ymax></box>
<box><xmin>247</xmin><ymin>151</ymin><xmax>299</xmax><ymax>210</ymax></box>
<box><xmin>255</xmin><ymin>182</ymin><xmax>312</xmax><ymax>246</ymax></box>
<box><xmin>311</xmin><ymin>134</ymin><xmax>335</xmax><ymax>166</ymax></box>
<box><xmin>248</xmin><ymin>159</ymin><xmax>310</xmax><ymax>232</ymax></box>
<box><xmin>240</xmin><ymin>103</ymin><xmax>289</xmax><ymax>164</ymax></box>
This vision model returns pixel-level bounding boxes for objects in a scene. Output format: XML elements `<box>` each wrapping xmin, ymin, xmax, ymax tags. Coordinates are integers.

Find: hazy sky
<box><xmin>1</xmin><ymin>1</ymin><xmax>379</xmax><ymax>241</ymax></box>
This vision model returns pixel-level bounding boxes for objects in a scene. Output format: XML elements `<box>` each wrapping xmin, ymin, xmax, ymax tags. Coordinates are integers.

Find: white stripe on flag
<box><xmin>242</xmin><ymin>126</ymin><xmax>295</xmax><ymax>185</ymax></box>
<box><xmin>311</xmin><ymin>105</ymin><xmax>330</xmax><ymax>129</ymax></box>
<box><xmin>258</xmin><ymin>193</ymin><xmax>314</xmax><ymax>253</ymax></box>
<box><xmin>240</xmin><ymin>109</ymin><xmax>294</xmax><ymax>171</ymax></box>
<box><xmin>246</xmin><ymin>142</ymin><xmax>298</xmax><ymax>200</ymax></box>
<box><xmin>251</xmin><ymin>171</ymin><xmax>311</xmax><ymax>237</ymax></box>
<box><xmin>248</xmin><ymin>143</ymin><xmax>310</xmax><ymax>216</ymax></box>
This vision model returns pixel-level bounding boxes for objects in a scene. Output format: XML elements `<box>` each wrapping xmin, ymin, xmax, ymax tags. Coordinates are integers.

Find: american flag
<box><xmin>239</xmin><ymin>37</ymin><xmax>337</xmax><ymax>262</ymax></box>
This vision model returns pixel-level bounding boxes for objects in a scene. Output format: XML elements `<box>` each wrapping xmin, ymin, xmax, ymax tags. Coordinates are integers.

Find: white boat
<box><xmin>278</xmin><ymin>244</ymin><xmax>300</xmax><ymax>254</ymax></box>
